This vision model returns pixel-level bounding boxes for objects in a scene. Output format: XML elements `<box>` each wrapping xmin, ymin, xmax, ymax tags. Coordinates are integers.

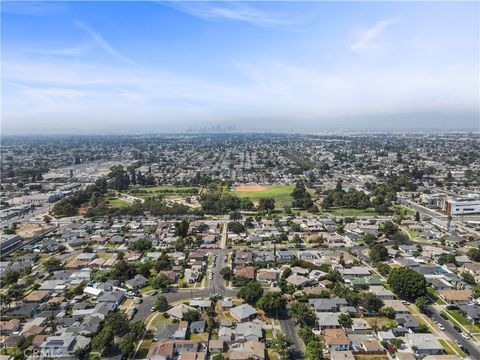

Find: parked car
<box><xmin>461</xmin><ymin>333</ymin><xmax>470</xmax><ymax>340</ymax></box>
<box><xmin>453</xmin><ymin>325</ymin><xmax>462</xmax><ymax>333</ymax></box>
<box><xmin>438</xmin><ymin>324</ymin><xmax>445</xmax><ymax>331</ymax></box>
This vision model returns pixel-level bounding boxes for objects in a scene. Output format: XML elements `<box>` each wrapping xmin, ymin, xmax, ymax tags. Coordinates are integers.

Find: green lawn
<box><xmin>427</xmin><ymin>287</ymin><xmax>445</xmax><ymax>305</ymax></box>
<box><xmin>448</xmin><ymin>340</ymin><xmax>466</xmax><ymax>358</ymax></box>
<box><xmin>190</xmin><ymin>332</ymin><xmax>209</xmax><ymax>341</ymax></box>
<box><xmin>108</xmin><ymin>198</ymin><xmax>132</xmax><ymax>208</ymax></box>
<box><xmin>447</xmin><ymin>310</ymin><xmax>480</xmax><ymax>331</ymax></box>
<box><xmin>148</xmin><ymin>314</ymin><xmax>172</xmax><ymax>328</ymax></box>
<box><xmin>395</xmin><ymin>205</ymin><xmax>416</xmax><ymax>217</ymax></box>
<box><xmin>134</xmin><ymin>335</ymin><xmax>153</xmax><ymax>359</ymax></box>
<box><xmin>439</xmin><ymin>339</ymin><xmax>455</xmax><ymax>355</ymax></box>
<box><xmin>140</xmin><ymin>285</ymin><xmax>154</xmax><ymax>294</ymax></box>
<box><xmin>323</xmin><ymin>208</ymin><xmax>380</xmax><ymax>217</ymax></box>
<box><xmin>130</xmin><ymin>186</ymin><xmax>199</xmax><ymax>194</ymax></box>
<box><xmin>231</xmin><ymin>185</ymin><xmax>294</xmax><ymax>209</ymax></box>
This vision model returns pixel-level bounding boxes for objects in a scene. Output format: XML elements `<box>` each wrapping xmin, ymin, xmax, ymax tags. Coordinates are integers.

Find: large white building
<box><xmin>446</xmin><ymin>195</ymin><xmax>480</xmax><ymax>216</ymax></box>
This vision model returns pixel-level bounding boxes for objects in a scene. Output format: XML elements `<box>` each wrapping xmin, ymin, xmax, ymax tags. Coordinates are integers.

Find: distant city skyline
<box><xmin>1</xmin><ymin>1</ymin><xmax>479</xmax><ymax>134</ymax></box>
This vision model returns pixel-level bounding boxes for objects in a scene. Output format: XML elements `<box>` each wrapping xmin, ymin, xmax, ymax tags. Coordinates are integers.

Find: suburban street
<box><xmin>429</xmin><ymin>305</ymin><xmax>480</xmax><ymax>359</ymax></box>
<box><xmin>133</xmin><ymin>248</ymin><xmax>236</xmax><ymax>322</ymax></box>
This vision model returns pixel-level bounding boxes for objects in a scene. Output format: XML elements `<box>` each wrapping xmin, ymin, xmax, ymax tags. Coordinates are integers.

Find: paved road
<box><xmin>429</xmin><ymin>305</ymin><xmax>480</xmax><ymax>359</ymax></box>
<box><xmin>133</xmin><ymin>248</ymin><xmax>236</xmax><ymax>322</ymax></box>
<box><xmin>279</xmin><ymin>315</ymin><xmax>304</xmax><ymax>359</ymax></box>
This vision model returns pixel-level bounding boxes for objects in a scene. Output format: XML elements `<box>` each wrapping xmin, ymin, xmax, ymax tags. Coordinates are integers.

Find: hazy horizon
<box><xmin>2</xmin><ymin>1</ymin><xmax>479</xmax><ymax>134</ymax></box>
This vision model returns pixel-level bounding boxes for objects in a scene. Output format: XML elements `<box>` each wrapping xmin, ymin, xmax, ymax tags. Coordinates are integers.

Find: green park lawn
<box><xmin>231</xmin><ymin>185</ymin><xmax>294</xmax><ymax>209</ymax></box>
<box><xmin>129</xmin><ymin>186</ymin><xmax>199</xmax><ymax>194</ymax></box>
<box><xmin>323</xmin><ymin>208</ymin><xmax>380</xmax><ymax>217</ymax></box>
<box><xmin>108</xmin><ymin>198</ymin><xmax>132</xmax><ymax>208</ymax></box>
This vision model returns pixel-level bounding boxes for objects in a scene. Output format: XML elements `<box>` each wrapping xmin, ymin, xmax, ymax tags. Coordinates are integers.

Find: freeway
<box><xmin>429</xmin><ymin>305</ymin><xmax>480</xmax><ymax>359</ymax></box>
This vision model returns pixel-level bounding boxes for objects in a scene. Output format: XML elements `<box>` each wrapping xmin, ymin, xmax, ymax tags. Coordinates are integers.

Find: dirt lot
<box><xmin>17</xmin><ymin>224</ymin><xmax>55</xmax><ymax>239</ymax></box>
<box><xmin>235</xmin><ymin>185</ymin><xmax>270</xmax><ymax>192</ymax></box>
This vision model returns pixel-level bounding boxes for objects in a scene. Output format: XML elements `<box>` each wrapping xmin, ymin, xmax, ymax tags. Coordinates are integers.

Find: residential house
<box><xmin>125</xmin><ymin>275</ymin><xmax>149</xmax><ymax>290</ymax></box>
<box><xmin>230</xmin><ymin>304</ymin><xmax>257</xmax><ymax>322</ymax></box>
<box><xmin>439</xmin><ymin>290</ymin><xmax>473</xmax><ymax>305</ymax></box>
<box><xmin>228</xmin><ymin>340</ymin><xmax>265</xmax><ymax>360</ymax></box>
<box><xmin>405</xmin><ymin>334</ymin><xmax>443</xmax><ymax>355</ymax></box>
<box><xmin>323</xmin><ymin>329</ymin><xmax>351</xmax><ymax>351</ymax></box>
<box><xmin>235</xmin><ymin>322</ymin><xmax>263</xmax><ymax>341</ymax></box>
<box><xmin>256</xmin><ymin>269</ymin><xmax>278</xmax><ymax>284</ymax></box>
<box><xmin>368</xmin><ymin>286</ymin><xmax>395</xmax><ymax>300</ymax></box>
<box><xmin>316</xmin><ymin>313</ymin><xmax>341</xmax><ymax>330</ymax></box>
<box><xmin>309</xmin><ymin>298</ymin><xmax>348</xmax><ymax>312</ymax></box>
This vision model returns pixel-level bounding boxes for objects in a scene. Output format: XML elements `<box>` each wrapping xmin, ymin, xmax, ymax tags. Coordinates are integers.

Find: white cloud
<box><xmin>163</xmin><ymin>1</ymin><xmax>295</xmax><ymax>27</ymax></box>
<box><xmin>2</xmin><ymin>55</ymin><xmax>477</xmax><ymax>132</ymax></box>
<box><xmin>74</xmin><ymin>20</ymin><xmax>135</xmax><ymax>65</ymax></box>
<box><xmin>350</xmin><ymin>19</ymin><xmax>397</xmax><ymax>52</ymax></box>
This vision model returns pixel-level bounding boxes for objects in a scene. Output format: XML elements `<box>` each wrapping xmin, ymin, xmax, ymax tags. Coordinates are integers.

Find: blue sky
<box><xmin>2</xmin><ymin>1</ymin><xmax>479</xmax><ymax>133</ymax></box>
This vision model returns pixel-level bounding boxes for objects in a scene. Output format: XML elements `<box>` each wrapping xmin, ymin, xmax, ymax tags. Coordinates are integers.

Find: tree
<box><xmin>388</xmin><ymin>267</ymin><xmax>427</xmax><ymax>301</ymax></box>
<box><xmin>129</xmin><ymin>238</ymin><xmax>152</xmax><ymax>252</ymax></box>
<box><xmin>228</xmin><ymin>221</ymin><xmax>245</xmax><ymax>234</ymax></box>
<box><xmin>380</xmin><ymin>221</ymin><xmax>399</xmax><ymax>236</ymax></box>
<box><xmin>152</xmin><ymin>274</ymin><xmax>173</xmax><ymax>291</ymax></box>
<box><xmin>288</xmin><ymin>301</ymin><xmax>318</xmax><ymax>327</ymax></box>
<box><xmin>467</xmin><ymin>248</ymin><xmax>480</xmax><ymax>262</ymax></box>
<box><xmin>220</xmin><ymin>267</ymin><xmax>233</xmax><ymax>280</ymax></box>
<box><xmin>212</xmin><ymin>355</ymin><xmax>226</xmax><ymax>360</ymax></box>
<box><xmin>271</xmin><ymin>333</ymin><xmax>293</xmax><ymax>359</ymax></box>
<box><xmin>380</xmin><ymin>306</ymin><xmax>396</xmax><ymax>319</ymax></box>
<box><xmin>257</xmin><ymin>292</ymin><xmax>286</xmax><ymax>317</ymax></box>
<box><xmin>415</xmin><ymin>297</ymin><xmax>427</xmax><ymax>313</ymax></box>
<box><xmin>74</xmin><ymin>347</ymin><xmax>89</xmax><ymax>360</ymax></box>
<box><xmin>461</xmin><ymin>272</ymin><xmax>476</xmax><ymax>286</ymax></box>
<box><xmin>153</xmin><ymin>296</ymin><xmax>169</xmax><ymax>312</ymax></box>
<box><xmin>4</xmin><ymin>270</ymin><xmax>20</xmax><ymax>286</ymax></box>
<box><xmin>229</xmin><ymin>210</ymin><xmax>242</xmax><ymax>220</ymax></box>
<box><xmin>298</xmin><ymin>328</ymin><xmax>317</xmax><ymax>345</ymax></box>
<box><xmin>129</xmin><ymin>321</ymin><xmax>146</xmax><ymax>340</ymax></box>
<box><xmin>183</xmin><ymin>309</ymin><xmax>201</xmax><ymax>322</ymax></box>
<box><xmin>108</xmin><ymin>165</ymin><xmax>130</xmax><ymax>191</ymax></box>
<box><xmin>174</xmin><ymin>219</ymin><xmax>189</xmax><ymax>237</ymax></box>
<box><xmin>363</xmin><ymin>233</ymin><xmax>377</xmax><ymax>244</ymax></box>
<box><xmin>390</xmin><ymin>338</ymin><xmax>404</xmax><ymax>349</ymax></box>
<box><xmin>338</xmin><ymin>313</ymin><xmax>352</xmax><ymax>327</ymax></box>
<box><xmin>369</xmin><ymin>243</ymin><xmax>389</xmax><ymax>262</ymax></box>
<box><xmin>91</xmin><ymin>326</ymin><xmax>114</xmax><ymax>352</ymax></box>
<box><xmin>362</xmin><ymin>292</ymin><xmax>384</xmax><ymax>313</ymax></box>
<box><xmin>43</xmin><ymin>257</ymin><xmax>63</xmax><ymax>273</ymax></box>
<box><xmin>292</xmin><ymin>181</ymin><xmax>314</xmax><ymax>210</ymax></box>
<box><xmin>305</xmin><ymin>340</ymin><xmax>324</xmax><ymax>360</ymax></box>
<box><xmin>376</xmin><ymin>262</ymin><xmax>391</xmax><ymax>276</ymax></box>
<box><xmin>259</xmin><ymin>198</ymin><xmax>275</xmax><ymax>211</ymax></box>
<box><xmin>335</xmin><ymin>178</ymin><xmax>343</xmax><ymax>192</ymax></box>
<box><xmin>238</xmin><ymin>282</ymin><xmax>264</xmax><ymax>305</ymax></box>
<box><xmin>104</xmin><ymin>312</ymin><xmax>130</xmax><ymax>336</ymax></box>
<box><xmin>119</xmin><ymin>332</ymin><xmax>136</xmax><ymax>356</ymax></box>
<box><xmin>415</xmin><ymin>211</ymin><xmax>420</xmax><ymax>222</ymax></box>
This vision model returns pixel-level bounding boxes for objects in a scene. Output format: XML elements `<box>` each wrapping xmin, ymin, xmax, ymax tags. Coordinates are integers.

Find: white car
<box><xmin>461</xmin><ymin>333</ymin><xmax>470</xmax><ymax>340</ymax></box>
<box><xmin>438</xmin><ymin>324</ymin><xmax>445</xmax><ymax>331</ymax></box>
